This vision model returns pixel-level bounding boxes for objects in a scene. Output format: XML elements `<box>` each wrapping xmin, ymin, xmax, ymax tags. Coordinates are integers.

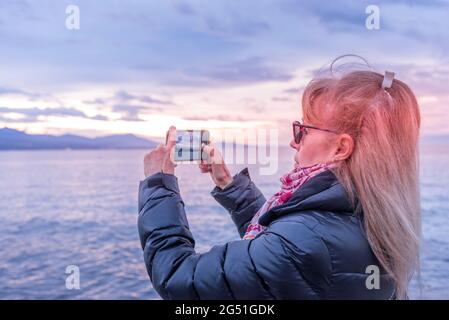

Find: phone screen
<box><xmin>173</xmin><ymin>130</ymin><xmax>210</xmax><ymax>161</ymax></box>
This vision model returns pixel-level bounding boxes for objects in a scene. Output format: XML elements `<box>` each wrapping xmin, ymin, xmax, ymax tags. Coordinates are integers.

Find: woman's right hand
<box><xmin>199</xmin><ymin>142</ymin><xmax>233</xmax><ymax>190</ymax></box>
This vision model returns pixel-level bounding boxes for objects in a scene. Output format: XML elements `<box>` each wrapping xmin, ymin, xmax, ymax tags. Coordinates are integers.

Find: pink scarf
<box><xmin>243</xmin><ymin>161</ymin><xmax>337</xmax><ymax>240</ymax></box>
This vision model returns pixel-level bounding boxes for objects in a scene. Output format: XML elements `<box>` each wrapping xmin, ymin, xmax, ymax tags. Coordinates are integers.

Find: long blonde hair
<box><xmin>302</xmin><ymin>68</ymin><xmax>421</xmax><ymax>299</ymax></box>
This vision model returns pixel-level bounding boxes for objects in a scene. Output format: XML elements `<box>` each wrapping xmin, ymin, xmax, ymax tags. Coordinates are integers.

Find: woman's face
<box><xmin>290</xmin><ymin>118</ymin><xmax>338</xmax><ymax>167</ymax></box>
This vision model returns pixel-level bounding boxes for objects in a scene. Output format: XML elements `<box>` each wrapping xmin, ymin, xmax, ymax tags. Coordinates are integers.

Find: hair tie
<box><xmin>381</xmin><ymin>71</ymin><xmax>395</xmax><ymax>89</ymax></box>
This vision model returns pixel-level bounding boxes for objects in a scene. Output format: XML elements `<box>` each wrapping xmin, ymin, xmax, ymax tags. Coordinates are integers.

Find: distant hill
<box><xmin>0</xmin><ymin>128</ymin><xmax>157</xmax><ymax>150</ymax></box>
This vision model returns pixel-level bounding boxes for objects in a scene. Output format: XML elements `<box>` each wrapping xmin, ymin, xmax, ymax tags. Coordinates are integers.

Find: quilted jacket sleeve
<box><xmin>210</xmin><ymin>167</ymin><xmax>266</xmax><ymax>238</ymax></box>
<box><xmin>137</xmin><ymin>171</ymin><xmax>328</xmax><ymax>300</ymax></box>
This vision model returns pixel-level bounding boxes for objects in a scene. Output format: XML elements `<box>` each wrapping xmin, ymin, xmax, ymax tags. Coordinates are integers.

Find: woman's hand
<box><xmin>143</xmin><ymin>126</ymin><xmax>177</xmax><ymax>177</ymax></box>
<box><xmin>199</xmin><ymin>142</ymin><xmax>233</xmax><ymax>190</ymax></box>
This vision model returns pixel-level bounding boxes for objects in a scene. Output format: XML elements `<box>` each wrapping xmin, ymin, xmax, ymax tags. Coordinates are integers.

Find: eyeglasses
<box><xmin>292</xmin><ymin>120</ymin><xmax>339</xmax><ymax>144</ymax></box>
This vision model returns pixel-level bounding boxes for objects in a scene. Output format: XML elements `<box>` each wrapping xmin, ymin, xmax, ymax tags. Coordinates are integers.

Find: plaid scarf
<box><xmin>242</xmin><ymin>161</ymin><xmax>337</xmax><ymax>240</ymax></box>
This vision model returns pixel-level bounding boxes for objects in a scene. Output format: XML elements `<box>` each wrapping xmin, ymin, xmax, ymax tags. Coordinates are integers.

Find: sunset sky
<box><xmin>1</xmin><ymin>0</ymin><xmax>448</xmax><ymax>142</ymax></box>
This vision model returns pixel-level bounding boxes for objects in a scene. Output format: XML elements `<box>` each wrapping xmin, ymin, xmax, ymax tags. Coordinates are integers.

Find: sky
<box><xmin>0</xmin><ymin>0</ymin><xmax>448</xmax><ymax>142</ymax></box>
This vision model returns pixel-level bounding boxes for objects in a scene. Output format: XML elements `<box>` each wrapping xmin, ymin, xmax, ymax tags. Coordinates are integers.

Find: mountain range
<box><xmin>1</xmin><ymin>127</ymin><xmax>448</xmax><ymax>151</ymax></box>
<box><xmin>0</xmin><ymin>128</ymin><xmax>157</xmax><ymax>150</ymax></box>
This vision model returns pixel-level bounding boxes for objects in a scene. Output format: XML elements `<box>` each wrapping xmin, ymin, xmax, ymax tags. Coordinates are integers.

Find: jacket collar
<box><xmin>258</xmin><ymin>170</ymin><xmax>357</xmax><ymax>226</ymax></box>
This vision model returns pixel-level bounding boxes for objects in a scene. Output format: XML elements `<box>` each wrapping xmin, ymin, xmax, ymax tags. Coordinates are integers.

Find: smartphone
<box><xmin>167</xmin><ymin>130</ymin><xmax>210</xmax><ymax>162</ymax></box>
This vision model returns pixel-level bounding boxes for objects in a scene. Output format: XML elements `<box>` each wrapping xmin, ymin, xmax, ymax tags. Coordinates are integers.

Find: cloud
<box><xmin>271</xmin><ymin>96</ymin><xmax>291</xmax><ymax>102</ymax></box>
<box><xmin>182</xmin><ymin>114</ymin><xmax>248</xmax><ymax>122</ymax></box>
<box><xmin>89</xmin><ymin>114</ymin><xmax>109</xmax><ymax>121</ymax></box>
<box><xmin>174</xmin><ymin>2</ymin><xmax>197</xmax><ymax>16</ymax></box>
<box><xmin>80</xmin><ymin>89</ymin><xmax>177</xmax><ymax>122</ymax></box>
<box><xmin>283</xmin><ymin>87</ymin><xmax>299</xmax><ymax>94</ymax></box>
<box><xmin>0</xmin><ymin>87</ymin><xmax>27</xmax><ymax>95</ymax></box>
<box><xmin>83</xmin><ymin>90</ymin><xmax>174</xmax><ymax>121</ymax></box>
<box><xmin>0</xmin><ymin>0</ymin><xmax>42</xmax><ymax>21</ymax></box>
<box><xmin>180</xmin><ymin>56</ymin><xmax>294</xmax><ymax>86</ymax></box>
<box><xmin>0</xmin><ymin>106</ymin><xmax>108</xmax><ymax>122</ymax></box>
<box><xmin>84</xmin><ymin>90</ymin><xmax>174</xmax><ymax>106</ymax></box>
<box><xmin>0</xmin><ymin>86</ymin><xmax>40</xmax><ymax>99</ymax></box>
<box><xmin>114</xmin><ymin>90</ymin><xmax>173</xmax><ymax>105</ymax></box>
<box><xmin>382</xmin><ymin>62</ymin><xmax>449</xmax><ymax>97</ymax></box>
<box><xmin>111</xmin><ymin>103</ymin><xmax>164</xmax><ymax>122</ymax></box>
<box><xmin>280</xmin><ymin>0</ymin><xmax>448</xmax><ymax>34</ymax></box>
<box><xmin>279</xmin><ymin>0</ymin><xmax>366</xmax><ymax>33</ymax></box>
<box><xmin>204</xmin><ymin>15</ymin><xmax>271</xmax><ymax>37</ymax></box>
<box><xmin>2</xmin><ymin>0</ymin><xmax>448</xmax><ymax>92</ymax></box>
<box><xmin>83</xmin><ymin>98</ymin><xmax>108</xmax><ymax>105</ymax></box>
<box><xmin>182</xmin><ymin>110</ymin><xmax>285</xmax><ymax>122</ymax></box>
<box><xmin>172</xmin><ymin>1</ymin><xmax>271</xmax><ymax>37</ymax></box>
<box><xmin>1</xmin><ymin>0</ymin><xmax>449</xmax><ymax>137</ymax></box>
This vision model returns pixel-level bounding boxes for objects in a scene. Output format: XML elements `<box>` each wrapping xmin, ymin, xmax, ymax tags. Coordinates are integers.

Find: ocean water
<box><xmin>0</xmin><ymin>145</ymin><xmax>448</xmax><ymax>299</ymax></box>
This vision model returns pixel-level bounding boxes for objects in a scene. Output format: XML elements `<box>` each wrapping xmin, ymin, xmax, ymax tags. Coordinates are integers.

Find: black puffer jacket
<box><xmin>137</xmin><ymin>167</ymin><xmax>395</xmax><ymax>299</ymax></box>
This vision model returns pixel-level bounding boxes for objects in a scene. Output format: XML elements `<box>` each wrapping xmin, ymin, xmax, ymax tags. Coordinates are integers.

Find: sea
<box><xmin>0</xmin><ymin>144</ymin><xmax>448</xmax><ymax>299</ymax></box>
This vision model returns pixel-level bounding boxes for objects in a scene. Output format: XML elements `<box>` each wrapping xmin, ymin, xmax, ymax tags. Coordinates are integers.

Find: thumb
<box><xmin>166</xmin><ymin>125</ymin><xmax>177</xmax><ymax>150</ymax></box>
<box><xmin>202</xmin><ymin>144</ymin><xmax>214</xmax><ymax>162</ymax></box>
<box><xmin>203</xmin><ymin>142</ymin><xmax>224</xmax><ymax>165</ymax></box>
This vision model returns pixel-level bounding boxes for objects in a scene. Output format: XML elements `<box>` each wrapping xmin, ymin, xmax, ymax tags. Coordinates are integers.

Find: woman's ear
<box><xmin>333</xmin><ymin>134</ymin><xmax>354</xmax><ymax>161</ymax></box>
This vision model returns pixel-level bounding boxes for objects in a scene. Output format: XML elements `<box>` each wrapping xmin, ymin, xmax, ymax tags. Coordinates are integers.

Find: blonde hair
<box><xmin>302</xmin><ymin>66</ymin><xmax>421</xmax><ymax>299</ymax></box>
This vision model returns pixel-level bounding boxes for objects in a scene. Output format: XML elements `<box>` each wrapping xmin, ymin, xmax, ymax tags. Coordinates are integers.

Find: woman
<box><xmin>137</xmin><ymin>67</ymin><xmax>421</xmax><ymax>299</ymax></box>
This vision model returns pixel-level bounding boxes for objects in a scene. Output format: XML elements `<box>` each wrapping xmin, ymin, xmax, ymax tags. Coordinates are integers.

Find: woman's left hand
<box><xmin>143</xmin><ymin>126</ymin><xmax>177</xmax><ymax>177</ymax></box>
